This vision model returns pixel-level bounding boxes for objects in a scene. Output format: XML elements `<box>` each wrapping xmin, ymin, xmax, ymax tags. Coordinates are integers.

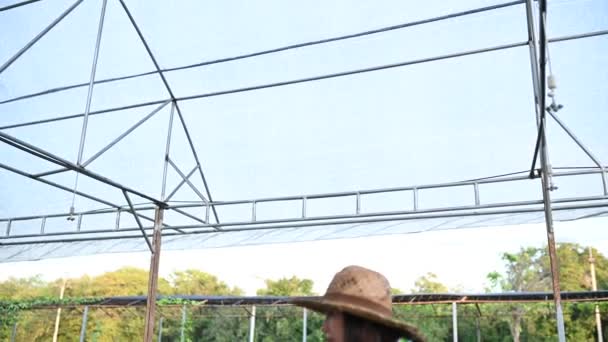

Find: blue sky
<box><xmin>0</xmin><ymin>0</ymin><xmax>607</xmax><ymax>291</ymax></box>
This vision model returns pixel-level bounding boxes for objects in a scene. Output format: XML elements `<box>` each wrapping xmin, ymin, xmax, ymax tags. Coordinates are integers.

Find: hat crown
<box><xmin>325</xmin><ymin>265</ymin><xmax>392</xmax><ymax>316</ymax></box>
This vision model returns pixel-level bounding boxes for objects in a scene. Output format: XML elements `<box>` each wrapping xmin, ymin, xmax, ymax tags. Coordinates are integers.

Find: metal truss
<box><xmin>2</xmin><ymin>167</ymin><xmax>608</xmax><ymax>245</ymax></box>
<box><xmin>1</xmin><ymin>0</ymin><xmax>607</xmax><ymax>340</ymax></box>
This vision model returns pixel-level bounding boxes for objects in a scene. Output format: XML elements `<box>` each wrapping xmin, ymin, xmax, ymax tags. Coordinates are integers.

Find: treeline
<box><xmin>1</xmin><ymin>243</ymin><xmax>607</xmax><ymax>341</ymax></box>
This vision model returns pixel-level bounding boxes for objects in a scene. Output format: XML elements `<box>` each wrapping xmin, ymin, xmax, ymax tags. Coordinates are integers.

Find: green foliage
<box><xmin>256</xmin><ymin>276</ymin><xmax>316</xmax><ymax>296</ymax></box>
<box><xmin>169</xmin><ymin>269</ymin><xmax>243</xmax><ymax>295</ymax></box>
<box><xmin>1</xmin><ymin>244</ymin><xmax>607</xmax><ymax>341</ymax></box>
<box><xmin>412</xmin><ymin>272</ymin><xmax>449</xmax><ymax>293</ymax></box>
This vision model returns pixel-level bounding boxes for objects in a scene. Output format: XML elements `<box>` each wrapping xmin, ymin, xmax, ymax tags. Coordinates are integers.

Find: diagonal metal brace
<box><xmin>123</xmin><ymin>190</ymin><xmax>153</xmax><ymax>253</ymax></box>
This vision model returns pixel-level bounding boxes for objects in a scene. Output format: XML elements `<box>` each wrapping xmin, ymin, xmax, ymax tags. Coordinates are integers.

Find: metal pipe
<box><xmin>549</xmin><ymin>29</ymin><xmax>608</xmax><ymax>44</ymax></box>
<box><xmin>180</xmin><ymin>305</ymin><xmax>186</xmax><ymax>342</ymax></box>
<box><xmin>0</xmin><ymin>99</ymin><xmax>171</xmax><ymax>130</ymax></box>
<box><xmin>144</xmin><ymin>207</ymin><xmax>164</xmax><ymax>342</ymax></box>
<box><xmin>0</xmin><ymin>0</ymin><xmax>525</xmax><ymax>104</ymax></box>
<box><xmin>548</xmin><ymin>110</ymin><xmax>608</xmax><ymax>195</ymax></box>
<box><xmin>474</xmin><ymin>183</ymin><xmax>480</xmax><ymax>206</ymax></box>
<box><xmin>452</xmin><ymin>303</ymin><xmax>458</xmax><ymax>342</ymax></box>
<box><xmin>252</xmin><ymin>201</ymin><xmax>257</xmax><ymax>221</ymax></box>
<box><xmin>0</xmin><ymin>0</ymin><xmax>42</xmax><ymax>12</ymax></box>
<box><xmin>76</xmin><ymin>0</ymin><xmax>107</xmax><ymax>165</ymax></box>
<box><xmin>176</xmin><ymin>41</ymin><xmax>528</xmax><ymax>103</ymax></box>
<box><xmin>0</xmin><ymin>163</ymin><xmax>163</xmax><ymax>229</ymax></box>
<box><xmin>117</xmin><ymin>0</ymin><xmax>174</xmax><ymax>98</ymax></box>
<box><xmin>3</xmin><ymin>200</ymin><xmax>607</xmax><ymax>245</ymax></box>
<box><xmin>0</xmin><ymin>0</ymin><xmax>84</xmax><ymax>74</ymax></box>
<box><xmin>115</xmin><ymin>210</ymin><xmax>121</xmax><ymax>230</ymax></box>
<box><xmin>40</xmin><ymin>217</ymin><xmax>46</xmax><ymax>234</ymax></box>
<box><xmin>174</xmin><ymin>105</ymin><xmax>221</xmax><ymax>223</ymax></box>
<box><xmin>537</xmin><ymin>0</ymin><xmax>566</xmax><ymax>339</ymax></box>
<box><xmin>79</xmin><ymin>306</ymin><xmax>89</xmax><ymax>342</ymax></box>
<box><xmin>3</xmin><ymin>193</ymin><xmax>608</xmax><ymax>239</ymax></box>
<box><xmin>355</xmin><ymin>192</ymin><xmax>361</xmax><ymax>214</ymax></box>
<box><xmin>0</xmin><ymin>131</ymin><xmax>164</xmax><ymax>205</ymax></box>
<box><xmin>123</xmin><ymin>191</ymin><xmax>153</xmax><ymax>252</ymax></box>
<box><xmin>302</xmin><ymin>308</ymin><xmax>307</xmax><ymax>342</ymax></box>
<box><xmin>525</xmin><ymin>0</ymin><xmax>542</xmax><ymax>127</ymax></box>
<box><xmin>5</xmin><ymin>220</ymin><xmax>11</xmax><ymax>237</ymax></box>
<box><xmin>32</xmin><ymin>168</ymin><xmax>69</xmax><ymax>178</ymax></box>
<box><xmin>161</xmin><ymin>103</ymin><xmax>176</xmax><ymax>200</ymax></box>
<box><xmin>167</xmin><ymin>158</ymin><xmax>208</xmax><ymax>203</ymax></box>
<box><xmin>157</xmin><ymin>317</ymin><xmax>163</xmax><ymax>342</ymax></box>
<box><xmin>81</xmin><ymin>100</ymin><xmax>170</xmax><ymax>167</ymax></box>
<box><xmin>249</xmin><ymin>305</ymin><xmax>256</xmax><ymax>342</ymax></box>
<box><xmin>10</xmin><ymin>322</ymin><xmax>17</xmax><ymax>342</ymax></box>
<box><xmin>165</xmin><ymin>165</ymin><xmax>198</xmax><ymax>201</ymax></box>
<box><xmin>302</xmin><ymin>197</ymin><xmax>307</xmax><ymax>218</ymax></box>
<box><xmin>1</xmin><ymin>28</ymin><xmax>604</xmax><ymax>111</ymax></box>
<box><xmin>589</xmin><ymin>248</ymin><xmax>604</xmax><ymax>342</ymax></box>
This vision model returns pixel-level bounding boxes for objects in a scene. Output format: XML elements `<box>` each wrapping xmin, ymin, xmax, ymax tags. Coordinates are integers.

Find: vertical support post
<box><xmin>302</xmin><ymin>197</ymin><xmax>307</xmax><ymax>218</ymax></box>
<box><xmin>205</xmin><ymin>203</ymin><xmax>210</xmax><ymax>224</ymax></box>
<box><xmin>476</xmin><ymin>316</ymin><xmax>481</xmax><ymax>342</ymax></box>
<box><xmin>590</xmin><ymin>247</ymin><xmax>604</xmax><ymax>342</ymax></box>
<box><xmin>157</xmin><ymin>316</ymin><xmax>164</xmax><ymax>342</ymax></box>
<box><xmin>79</xmin><ymin>306</ymin><xmax>89</xmax><ymax>342</ymax></box>
<box><xmin>355</xmin><ymin>192</ymin><xmax>361</xmax><ymax>215</ymax></box>
<box><xmin>115</xmin><ymin>210</ymin><xmax>121</xmax><ymax>230</ymax></box>
<box><xmin>302</xmin><ymin>308</ymin><xmax>307</xmax><ymax>342</ymax></box>
<box><xmin>251</xmin><ymin>201</ymin><xmax>257</xmax><ymax>222</ymax></box>
<box><xmin>52</xmin><ymin>278</ymin><xmax>67</xmax><ymax>342</ymax></box>
<box><xmin>5</xmin><ymin>220</ymin><xmax>12</xmax><ymax>237</ymax></box>
<box><xmin>144</xmin><ymin>207</ymin><xmax>164</xmax><ymax>342</ymax></box>
<box><xmin>180</xmin><ymin>304</ymin><xmax>186</xmax><ymax>342</ymax></box>
<box><xmin>452</xmin><ymin>302</ymin><xmax>458</xmax><ymax>342</ymax></box>
<box><xmin>473</xmin><ymin>183</ymin><xmax>480</xmax><ymax>206</ymax></box>
<box><xmin>10</xmin><ymin>322</ymin><xmax>17</xmax><ymax>342</ymax></box>
<box><xmin>526</xmin><ymin>0</ymin><xmax>565</xmax><ymax>339</ymax></box>
<box><xmin>249</xmin><ymin>305</ymin><xmax>256</xmax><ymax>342</ymax></box>
<box><xmin>40</xmin><ymin>217</ymin><xmax>46</xmax><ymax>234</ymax></box>
<box><xmin>413</xmin><ymin>188</ymin><xmax>419</xmax><ymax>211</ymax></box>
<box><xmin>537</xmin><ymin>0</ymin><xmax>566</xmax><ymax>339</ymax></box>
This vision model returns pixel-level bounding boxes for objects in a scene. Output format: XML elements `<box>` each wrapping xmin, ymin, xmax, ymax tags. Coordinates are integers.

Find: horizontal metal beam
<box><xmin>3</xmin><ymin>193</ymin><xmax>607</xmax><ymax>240</ymax></box>
<box><xmin>2</xmin><ymin>200</ymin><xmax>607</xmax><ymax>245</ymax></box>
<box><xmin>0</xmin><ymin>0</ymin><xmax>42</xmax><ymax>12</ymax></box>
<box><xmin>0</xmin><ymin>99</ymin><xmax>170</xmax><ymax>130</ymax></box>
<box><xmin>175</xmin><ymin>41</ymin><xmax>528</xmax><ymax>102</ymax></box>
<box><xmin>0</xmin><ymin>130</ymin><xmax>164</xmax><ymax>206</ymax></box>
<box><xmin>0</xmin><ymin>162</ymin><xmax>161</xmax><ymax>227</ymax></box>
<box><xmin>3</xmin><ymin>166</ymin><xmax>606</xmax><ymax>224</ymax></box>
<box><xmin>0</xmin><ymin>0</ymin><xmax>525</xmax><ymax>105</ymax></box>
<box><xmin>2</xmin><ymin>28</ymin><xmax>605</xmax><ymax>130</ymax></box>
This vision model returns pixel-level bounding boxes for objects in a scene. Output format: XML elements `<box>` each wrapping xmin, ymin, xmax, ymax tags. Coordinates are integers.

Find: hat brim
<box><xmin>290</xmin><ymin>297</ymin><xmax>425</xmax><ymax>342</ymax></box>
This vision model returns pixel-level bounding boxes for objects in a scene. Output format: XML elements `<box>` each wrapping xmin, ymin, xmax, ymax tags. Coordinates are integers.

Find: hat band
<box><xmin>324</xmin><ymin>292</ymin><xmax>392</xmax><ymax>317</ymax></box>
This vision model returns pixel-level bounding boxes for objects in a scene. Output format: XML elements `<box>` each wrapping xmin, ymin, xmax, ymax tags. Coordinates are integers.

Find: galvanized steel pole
<box><xmin>452</xmin><ymin>302</ymin><xmax>458</xmax><ymax>342</ymax></box>
<box><xmin>249</xmin><ymin>305</ymin><xmax>256</xmax><ymax>342</ymax></box>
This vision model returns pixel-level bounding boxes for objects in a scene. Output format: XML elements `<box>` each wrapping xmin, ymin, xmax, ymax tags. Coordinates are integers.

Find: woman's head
<box><xmin>291</xmin><ymin>265</ymin><xmax>425</xmax><ymax>342</ymax></box>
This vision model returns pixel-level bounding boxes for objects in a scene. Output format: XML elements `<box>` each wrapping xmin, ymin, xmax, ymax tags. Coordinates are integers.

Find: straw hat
<box><xmin>291</xmin><ymin>265</ymin><xmax>425</xmax><ymax>342</ymax></box>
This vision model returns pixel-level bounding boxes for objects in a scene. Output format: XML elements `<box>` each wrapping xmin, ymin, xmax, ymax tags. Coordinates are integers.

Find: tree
<box><xmin>488</xmin><ymin>243</ymin><xmax>608</xmax><ymax>341</ymax></box>
<box><xmin>411</xmin><ymin>272</ymin><xmax>449</xmax><ymax>293</ymax></box>
<box><xmin>256</xmin><ymin>276</ymin><xmax>315</xmax><ymax>296</ymax></box>
<box><xmin>255</xmin><ymin>276</ymin><xmax>323</xmax><ymax>341</ymax></box>
<box><xmin>170</xmin><ymin>269</ymin><xmax>243</xmax><ymax>296</ymax></box>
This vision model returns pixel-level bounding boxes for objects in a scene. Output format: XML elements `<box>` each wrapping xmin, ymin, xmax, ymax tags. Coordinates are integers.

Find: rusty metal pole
<box><xmin>143</xmin><ymin>207</ymin><xmax>163</xmax><ymax>342</ymax></box>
